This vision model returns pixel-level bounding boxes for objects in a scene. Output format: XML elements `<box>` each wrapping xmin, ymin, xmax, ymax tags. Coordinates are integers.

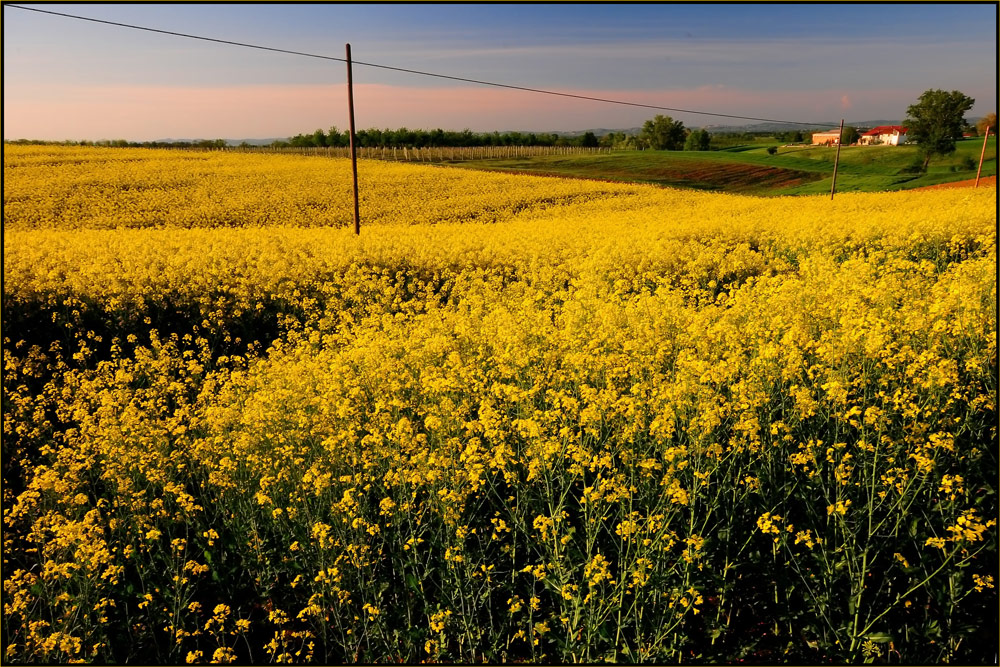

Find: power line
<box><xmin>6</xmin><ymin>3</ymin><xmax>832</xmax><ymax>128</ymax></box>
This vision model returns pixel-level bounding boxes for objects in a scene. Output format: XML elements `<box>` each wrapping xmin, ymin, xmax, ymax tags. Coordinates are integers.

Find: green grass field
<box><xmin>449</xmin><ymin>137</ymin><xmax>997</xmax><ymax>196</ymax></box>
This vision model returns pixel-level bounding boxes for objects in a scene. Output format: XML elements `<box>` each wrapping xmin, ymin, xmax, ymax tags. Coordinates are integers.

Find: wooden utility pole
<box><xmin>975</xmin><ymin>125</ymin><xmax>991</xmax><ymax>188</ymax></box>
<box><xmin>830</xmin><ymin>118</ymin><xmax>844</xmax><ymax>199</ymax></box>
<box><xmin>346</xmin><ymin>43</ymin><xmax>360</xmax><ymax>235</ymax></box>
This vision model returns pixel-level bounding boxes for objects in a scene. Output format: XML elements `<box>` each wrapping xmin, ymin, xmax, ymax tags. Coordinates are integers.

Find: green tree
<box><xmin>841</xmin><ymin>126</ymin><xmax>860</xmax><ymax>145</ymax></box>
<box><xmin>684</xmin><ymin>129</ymin><xmax>710</xmax><ymax>151</ymax></box>
<box><xmin>327</xmin><ymin>127</ymin><xmax>346</xmax><ymax>147</ymax></box>
<box><xmin>579</xmin><ymin>131</ymin><xmax>599</xmax><ymax>148</ymax></box>
<box><xmin>600</xmin><ymin>131</ymin><xmax>636</xmax><ymax>149</ymax></box>
<box><xmin>905</xmin><ymin>89</ymin><xmax>975</xmax><ymax>170</ymax></box>
<box><xmin>639</xmin><ymin>115</ymin><xmax>687</xmax><ymax>150</ymax></box>
<box><xmin>428</xmin><ymin>128</ymin><xmax>446</xmax><ymax>146</ymax></box>
<box><xmin>616</xmin><ymin>134</ymin><xmax>640</xmax><ymax>150</ymax></box>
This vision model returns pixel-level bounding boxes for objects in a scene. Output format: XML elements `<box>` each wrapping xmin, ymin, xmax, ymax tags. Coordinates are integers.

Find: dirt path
<box><xmin>913</xmin><ymin>175</ymin><xmax>995</xmax><ymax>190</ymax></box>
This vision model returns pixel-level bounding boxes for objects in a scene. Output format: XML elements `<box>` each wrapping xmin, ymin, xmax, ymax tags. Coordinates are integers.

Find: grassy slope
<box><xmin>447</xmin><ymin>137</ymin><xmax>997</xmax><ymax>196</ymax></box>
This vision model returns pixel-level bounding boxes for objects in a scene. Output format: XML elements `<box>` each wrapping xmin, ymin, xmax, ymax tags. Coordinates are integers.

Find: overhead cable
<box><xmin>7</xmin><ymin>4</ymin><xmax>832</xmax><ymax>128</ymax></box>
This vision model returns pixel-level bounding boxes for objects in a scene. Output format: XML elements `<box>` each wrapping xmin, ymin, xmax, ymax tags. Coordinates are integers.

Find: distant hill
<box><xmin>151</xmin><ymin>138</ymin><xmax>284</xmax><ymax>146</ymax></box>
<box><xmin>509</xmin><ymin>121</ymin><xmax>908</xmax><ymax>137</ymax></box>
<box><xmin>700</xmin><ymin>120</ymin><xmax>904</xmax><ymax>133</ymax></box>
<box><xmin>155</xmin><ymin>121</ymin><xmax>911</xmax><ymax>146</ymax></box>
<box><xmin>226</xmin><ymin>138</ymin><xmax>286</xmax><ymax>146</ymax></box>
<box><xmin>530</xmin><ymin>127</ymin><xmax>643</xmax><ymax>137</ymax></box>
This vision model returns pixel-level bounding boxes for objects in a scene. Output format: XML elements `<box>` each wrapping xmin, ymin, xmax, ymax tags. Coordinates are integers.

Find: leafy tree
<box><xmin>639</xmin><ymin>115</ymin><xmax>687</xmax><ymax>150</ymax></box>
<box><xmin>615</xmin><ymin>134</ymin><xmax>640</xmax><ymax>150</ymax></box>
<box><xmin>458</xmin><ymin>129</ymin><xmax>476</xmax><ymax>146</ymax></box>
<box><xmin>904</xmin><ymin>89</ymin><xmax>975</xmax><ymax>169</ymax></box>
<box><xmin>599</xmin><ymin>131</ymin><xmax>634</xmax><ymax>149</ymax></box>
<box><xmin>841</xmin><ymin>126</ymin><xmax>860</xmax><ymax>145</ymax></box>
<box><xmin>327</xmin><ymin>127</ymin><xmax>346</xmax><ymax>147</ymax></box>
<box><xmin>684</xmin><ymin>129</ymin><xmax>710</xmax><ymax>151</ymax></box>
<box><xmin>428</xmin><ymin>128</ymin><xmax>446</xmax><ymax>147</ymax></box>
<box><xmin>579</xmin><ymin>131</ymin><xmax>599</xmax><ymax>148</ymax></box>
<box><xmin>696</xmin><ymin>129</ymin><xmax>711</xmax><ymax>150</ymax></box>
<box><xmin>976</xmin><ymin>112</ymin><xmax>997</xmax><ymax>136</ymax></box>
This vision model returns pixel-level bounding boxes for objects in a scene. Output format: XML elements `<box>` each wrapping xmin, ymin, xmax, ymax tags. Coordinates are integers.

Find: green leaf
<box><xmin>865</xmin><ymin>632</ymin><xmax>893</xmax><ymax>643</ymax></box>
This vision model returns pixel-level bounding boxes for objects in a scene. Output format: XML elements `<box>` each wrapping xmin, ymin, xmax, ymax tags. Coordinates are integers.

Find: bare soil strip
<box><xmin>913</xmin><ymin>175</ymin><xmax>996</xmax><ymax>190</ymax></box>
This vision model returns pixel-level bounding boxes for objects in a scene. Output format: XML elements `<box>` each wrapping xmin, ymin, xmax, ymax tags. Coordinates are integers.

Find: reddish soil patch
<box><xmin>636</xmin><ymin>161</ymin><xmax>823</xmax><ymax>192</ymax></box>
<box><xmin>914</xmin><ymin>175</ymin><xmax>996</xmax><ymax>190</ymax></box>
<box><xmin>478</xmin><ymin>161</ymin><xmax>821</xmax><ymax>193</ymax></box>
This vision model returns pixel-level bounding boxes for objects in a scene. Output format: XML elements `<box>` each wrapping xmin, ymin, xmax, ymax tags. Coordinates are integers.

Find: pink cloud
<box><xmin>3</xmin><ymin>82</ymin><xmax>916</xmax><ymax>140</ymax></box>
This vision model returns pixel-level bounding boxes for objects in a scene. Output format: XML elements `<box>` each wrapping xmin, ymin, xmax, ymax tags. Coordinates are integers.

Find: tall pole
<box><xmin>975</xmin><ymin>125</ymin><xmax>990</xmax><ymax>188</ymax></box>
<box><xmin>346</xmin><ymin>43</ymin><xmax>360</xmax><ymax>235</ymax></box>
<box><xmin>830</xmin><ymin>118</ymin><xmax>844</xmax><ymax>200</ymax></box>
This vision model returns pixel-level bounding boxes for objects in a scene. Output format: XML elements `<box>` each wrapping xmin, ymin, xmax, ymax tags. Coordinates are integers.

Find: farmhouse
<box><xmin>858</xmin><ymin>125</ymin><xmax>908</xmax><ymax>146</ymax></box>
<box><xmin>811</xmin><ymin>129</ymin><xmax>843</xmax><ymax>146</ymax></box>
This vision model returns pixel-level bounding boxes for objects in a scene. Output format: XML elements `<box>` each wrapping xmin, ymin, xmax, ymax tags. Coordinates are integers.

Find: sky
<box><xmin>3</xmin><ymin>2</ymin><xmax>997</xmax><ymax>141</ymax></box>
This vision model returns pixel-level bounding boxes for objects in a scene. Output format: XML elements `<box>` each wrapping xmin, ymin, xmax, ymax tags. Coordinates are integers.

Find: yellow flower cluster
<box><xmin>3</xmin><ymin>144</ymin><xmax>644</xmax><ymax>230</ymax></box>
<box><xmin>2</xmin><ymin>146</ymin><xmax>996</xmax><ymax>664</ymax></box>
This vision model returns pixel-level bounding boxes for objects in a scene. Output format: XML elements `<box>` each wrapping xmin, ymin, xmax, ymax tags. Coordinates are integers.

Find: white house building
<box><xmin>858</xmin><ymin>125</ymin><xmax>909</xmax><ymax>146</ymax></box>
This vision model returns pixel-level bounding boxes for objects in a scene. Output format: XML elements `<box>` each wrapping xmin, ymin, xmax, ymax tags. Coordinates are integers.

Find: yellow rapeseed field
<box><xmin>3</xmin><ymin>145</ymin><xmax>997</xmax><ymax>664</ymax></box>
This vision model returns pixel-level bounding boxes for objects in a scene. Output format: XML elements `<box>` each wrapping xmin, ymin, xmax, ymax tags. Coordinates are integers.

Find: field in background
<box><xmin>447</xmin><ymin>137</ymin><xmax>997</xmax><ymax>195</ymax></box>
<box><xmin>3</xmin><ymin>146</ymin><xmax>997</xmax><ymax>664</ymax></box>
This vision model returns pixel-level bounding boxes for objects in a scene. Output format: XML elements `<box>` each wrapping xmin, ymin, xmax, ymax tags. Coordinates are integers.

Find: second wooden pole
<box><xmin>346</xmin><ymin>43</ymin><xmax>360</xmax><ymax>235</ymax></box>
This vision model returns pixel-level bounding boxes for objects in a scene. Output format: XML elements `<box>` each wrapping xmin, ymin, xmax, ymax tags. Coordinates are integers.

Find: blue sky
<box><xmin>3</xmin><ymin>3</ymin><xmax>996</xmax><ymax>140</ymax></box>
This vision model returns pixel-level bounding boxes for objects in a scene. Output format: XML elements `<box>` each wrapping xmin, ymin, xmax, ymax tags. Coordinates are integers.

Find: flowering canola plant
<box><xmin>3</xmin><ymin>146</ymin><xmax>997</xmax><ymax>664</ymax></box>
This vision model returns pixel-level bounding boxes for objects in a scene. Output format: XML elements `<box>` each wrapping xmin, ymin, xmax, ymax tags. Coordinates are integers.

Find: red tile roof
<box><xmin>861</xmin><ymin>125</ymin><xmax>908</xmax><ymax>136</ymax></box>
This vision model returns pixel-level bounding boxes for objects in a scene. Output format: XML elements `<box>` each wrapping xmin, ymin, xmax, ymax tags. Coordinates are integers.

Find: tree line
<box><xmin>281</xmin><ymin>128</ymin><xmax>606</xmax><ymax>149</ymax></box>
<box><xmin>4</xmin><ymin>138</ymin><xmax>230</xmax><ymax>149</ymax></box>
<box><xmin>9</xmin><ymin>96</ymin><xmax>989</xmax><ymax>157</ymax></box>
<box><xmin>282</xmin><ymin>119</ymin><xmax>793</xmax><ymax>152</ymax></box>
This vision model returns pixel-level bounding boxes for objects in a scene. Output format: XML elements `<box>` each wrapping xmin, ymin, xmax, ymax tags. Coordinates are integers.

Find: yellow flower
<box><xmin>925</xmin><ymin>536</ymin><xmax>947</xmax><ymax>549</ymax></box>
<box><xmin>211</xmin><ymin>646</ymin><xmax>236</xmax><ymax>664</ymax></box>
<box><xmin>756</xmin><ymin>512</ymin><xmax>783</xmax><ymax>536</ymax></box>
<box><xmin>973</xmin><ymin>574</ymin><xmax>994</xmax><ymax>592</ymax></box>
<box><xmin>429</xmin><ymin>609</ymin><xmax>452</xmax><ymax>633</ymax></box>
<box><xmin>826</xmin><ymin>500</ymin><xmax>851</xmax><ymax>516</ymax></box>
<box><xmin>584</xmin><ymin>553</ymin><xmax>614</xmax><ymax>587</ymax></box>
